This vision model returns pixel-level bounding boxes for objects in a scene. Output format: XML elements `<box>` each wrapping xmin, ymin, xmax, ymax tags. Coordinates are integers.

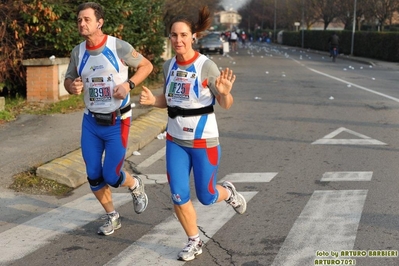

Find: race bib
<box><xmin>167</xmin><ymin>81</ymin><xmax>191</xmax><ymax>100</ymax></box>
<box><xmin>86</xmin><ymin>76</ymin><xmax>114</xmax><ymax>107</ymax></box>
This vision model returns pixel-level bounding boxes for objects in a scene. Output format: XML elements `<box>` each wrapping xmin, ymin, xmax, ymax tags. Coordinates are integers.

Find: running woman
<box><xmin>139</xmin><ymin>6</ymin><xmax>247</xmax><ymax>261</ymax></box>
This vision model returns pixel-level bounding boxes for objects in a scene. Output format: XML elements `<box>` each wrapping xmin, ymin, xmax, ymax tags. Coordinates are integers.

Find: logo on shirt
<box><xmin>183</xmin><ymin>127</ymin><xmax>193</xmax><ymax>133</ymax></box>
<box><xmin>131</xmin><ymin>50</ymin><xmax>139</xmax><ymax>58</ymax></box>
<box><xmin>90</xmin><ymin>65</ymin><xmax>105</xmax><ymax>71</ymax></box>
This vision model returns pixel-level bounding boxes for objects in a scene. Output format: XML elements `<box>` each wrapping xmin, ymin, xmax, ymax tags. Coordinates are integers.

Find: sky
<box><xmin>221</xmin><ymin>0</ymin><xmax>249</xmax><ymax>11</ymax></box>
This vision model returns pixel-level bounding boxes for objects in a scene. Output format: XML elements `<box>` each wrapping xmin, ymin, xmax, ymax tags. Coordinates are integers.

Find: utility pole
<box><xmin>301</xmin><ymin>0</ymin><xmax>305</xmax><ymax>48</ymax></box>
<box><xmin>274</xmin><ymin>0</ymin><xmax>277</xmax><ymax>42</ymax></box>
<box><xmin>351</xmin><ymin>0</ymin><xmax>357</xmax><ymax>55</ymax></box>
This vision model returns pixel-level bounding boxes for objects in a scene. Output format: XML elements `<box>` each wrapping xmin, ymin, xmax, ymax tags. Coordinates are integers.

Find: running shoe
<box><xmin>97</xmin><ymin>212</ymin><xmax>121</xmax><ymax>236</ymax></box>
<box><xmin>129</xmin><ymin>175</ymin><xmax>148</xmax><ymax>214</ymax></box>
<box><xmin>177</xmin><ymin>238</ymin><xmax>203</xmax><ymax>261</ymax></box>
<box><xmin>223</xmin><ymin>181</ymin><xmax>247</xmax><ymax>214</ymax></box>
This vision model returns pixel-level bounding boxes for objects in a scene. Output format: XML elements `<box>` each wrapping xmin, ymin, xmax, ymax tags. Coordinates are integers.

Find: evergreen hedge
<box><xmin>282</xmin><ymin>30</ymin><xmax>399</xmax><ymax>62</ymax></box>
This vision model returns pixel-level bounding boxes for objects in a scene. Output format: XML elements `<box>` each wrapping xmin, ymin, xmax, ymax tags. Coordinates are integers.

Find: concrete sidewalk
<box><xmin>36</xmin><ymin>108</ymin><xmax>168</xmax><ymax>188</ymax></box>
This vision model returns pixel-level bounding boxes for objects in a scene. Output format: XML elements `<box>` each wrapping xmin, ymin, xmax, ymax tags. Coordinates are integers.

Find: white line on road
<box><xmin>0</xmin><ymin>193</ymin><xmax>132</xmax><ymax>264</ymax></box>
<box><xmin>221</xmin><ymin>172</ymin><xmax>278</xmax><ymax>183</ymax></box>
<box><xmin>142</xmin><ymin>172</ymin><xmax>279</xmax><ymax>185</ymax></box>
<box><xmin>321</xmin><ymin>171</ymin><xmax>373</xmax><ymax>182</ymax></box>
<box><xmin>104</xmin><ymin>192</ymin><xmax>258</xmax><ymax>266</ymax></box>
<box><xmin>271</xmin><ymin>190</ymin><xmax>368</xmax><ymax>266</ymax></box>
<box><xmin>291</xmin><ymin>57</ymin><xmax>399</xmax><ymax>103</ymax></box>
<box><xmin>137</xmin><ymin>146</ymin><xmax>166</xmax><ymax>168</ymax></box>
<box><xmin>308</xmin><ymin>66</ymin><xmax>399</xmax><ymax>103</ymax></box>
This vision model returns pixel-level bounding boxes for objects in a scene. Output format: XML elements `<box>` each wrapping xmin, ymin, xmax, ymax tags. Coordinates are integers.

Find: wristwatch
<box><xmin>127</xmin><ymin>79</ymin><xmax>135</xmax><ymax>90</ymax></box>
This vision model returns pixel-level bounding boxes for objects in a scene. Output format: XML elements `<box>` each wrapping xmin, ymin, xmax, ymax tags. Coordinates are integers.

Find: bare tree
<box><xmin>336</xmin><ymin>0</ymin><xmax>354</xmax><ymax>29</ymax></box>
<box><xmin>290</xmin><ymin>0</ymin><xmax>319</xmax><ymax>30</ymax></box>
<box><xmin>238</xmin><ymin>0</ymin><xmax>267</xmax><ymax>32</ymax></box>
<box><xmin>238</xmin><ymin>0</ymin><xmax>286</xmax><ymax>32</ymax></box>
<box><xmin>334</xmin><ymin>0</ymin><xmax>367</xmax><ymax>30</ymax></box>
<box><xmin>310</xmin><ymin>0</ymin><xmax>341</xmax><ymax>30</ymax></box>
<box><xmin>364</xmin><ymin>0</ymin><xmax>399</xmax><ymax>30</ymax></box>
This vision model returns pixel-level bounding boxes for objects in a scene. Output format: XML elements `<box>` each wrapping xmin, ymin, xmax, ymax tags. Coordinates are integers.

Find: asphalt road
<box><xmin>2</xmin><ymin>43</ymin><xmax>399</xmax><ymax>266</ymax></box>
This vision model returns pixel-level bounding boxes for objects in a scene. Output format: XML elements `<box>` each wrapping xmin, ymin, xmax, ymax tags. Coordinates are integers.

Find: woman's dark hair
<box><xmin>77</xmin><ymin>2</ymin><xmax>105</xmax><ymax>22</ymax></box>
<box><xmin>169</xmin><ymin>6</ymin><xmax>211</xmax><ymax>38</ymax></box>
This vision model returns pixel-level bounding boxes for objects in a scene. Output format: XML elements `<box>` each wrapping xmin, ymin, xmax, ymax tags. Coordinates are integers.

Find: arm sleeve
<box><xmin>64</xmin><ymin>46</ymin><xmax>80</xmax><ymax>80</ymax></box>
<box><xmin>116</xmin><ymin>39</ymin><xmax>143</xmax><ymax>68</ymax></box>
<box><xmin>201</xmin><ymin>59</ymin><xmax>220</xmax><ymax>96</ymax></box>
<box><xmin>162</xmin><ymin>59</ymin><xmax>172</xmax><ymax>94</ymax></box>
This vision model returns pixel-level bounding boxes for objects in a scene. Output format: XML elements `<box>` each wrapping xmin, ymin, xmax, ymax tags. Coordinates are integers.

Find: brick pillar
<box><xmin>0</xmin><ymin>96</ymin><xmax>5</xmax><ymax>111</ymax></box>
<box><xmin>22</xmin><ymin>57</ymin><xmax>70</xmax><ymax>103</ymax></box>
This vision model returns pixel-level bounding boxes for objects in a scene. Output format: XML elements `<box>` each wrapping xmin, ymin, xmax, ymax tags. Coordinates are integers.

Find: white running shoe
<box><xmin>223</xmin><ymin>181</ymin><xmax>247</xmax><ymax>214</ymax></box>
<box><xmin>129</xmin><ymin>175</ymin><xmax>148</xmax><ymax>214</ymax></box>
<box><xmin>97</xmin><ymin>212</ymin><xmax>121</xmax><ymax>236</ymax></box>
<box><xmin>177</xmin><ymin>238</ymin><xmax>203</xmax><ymax>261</ymax></box>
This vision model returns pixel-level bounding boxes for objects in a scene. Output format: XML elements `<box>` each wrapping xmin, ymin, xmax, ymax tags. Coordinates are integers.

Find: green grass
<box><xmin>0</xmin><ymin>94</ymin><xmax>85</xmax><ymax>123</ymax></box>
<box><xmin>0</xmin><ymin>96</ymin><xmax>27</xmax><ymax>122</ymax></box>
<box><xmin>9</xmin><ymin>167</ymin><xmax>74</xmax><ymax>196</ymax></box>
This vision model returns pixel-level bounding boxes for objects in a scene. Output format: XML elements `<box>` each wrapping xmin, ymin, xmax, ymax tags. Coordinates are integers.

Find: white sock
<box><xmin>225</xmin><ymin>187</ymin><xmax>232</xmax><ymax>200</ymax></box>
<box><xmin>107</xmin><ymin>210</ymin><xmax>117</xmax><ymax>216</ymax></box>
<box><xmin>188</xmin><ymin>234</ymin><xmax>200</xmax><ymax>244</ymax></box>
<box><xmin>129</xmin><ymin>177</ymin><xmax>138</xmax><ymax>190</ymax></box>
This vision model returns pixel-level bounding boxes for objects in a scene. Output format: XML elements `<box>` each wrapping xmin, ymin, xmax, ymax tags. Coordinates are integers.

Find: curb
<box><xmin>36</xmin><ymin>108</ymin><xmax>168</xmax><ymax>188</ymax></box>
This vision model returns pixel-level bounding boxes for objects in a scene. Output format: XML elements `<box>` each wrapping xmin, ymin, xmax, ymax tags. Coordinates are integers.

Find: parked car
<box><xmin>195</xmin><ymin>33</ymin><xmax>224</xmax><ymax>55</ymax></box>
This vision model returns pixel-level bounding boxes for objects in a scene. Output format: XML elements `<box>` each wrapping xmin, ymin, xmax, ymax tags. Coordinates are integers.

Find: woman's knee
<box><xmin>197</xmin><ymin>193</ymin><xmax>218</xmax><ymax>205</ymax></box>
<box><xmin>103</xmin><ymin>172</ymin><xmax>125</xmax><ymax>188</ymax></box>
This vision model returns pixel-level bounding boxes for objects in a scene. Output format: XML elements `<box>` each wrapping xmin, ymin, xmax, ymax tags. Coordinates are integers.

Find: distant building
<box><xmin>391</xmin><ymin>11</ymin><xmax>399</xmax><ymax>24</ymax></box>
<box><xmin>215</xmin><ymin>9</ymin><xmax>242</xmax><ymax>29</ymax></box>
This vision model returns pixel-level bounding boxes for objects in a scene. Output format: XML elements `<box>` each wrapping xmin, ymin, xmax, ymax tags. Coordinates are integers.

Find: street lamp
<box><xmin>350</xmin><ymin>0</ymin><xmax>357</xmax><ymax>55</ymax></box>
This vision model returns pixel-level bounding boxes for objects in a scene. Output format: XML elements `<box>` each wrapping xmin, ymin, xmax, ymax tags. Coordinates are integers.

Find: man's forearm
<box><xmin>64</xmin><ymin>79</ymin><xmax>73</xmax><ymax>94</ymax></box>
<box><xmin>130</xmin><ymin>60</ymin><xmax>153</xmax><ymax>85</ymax></box>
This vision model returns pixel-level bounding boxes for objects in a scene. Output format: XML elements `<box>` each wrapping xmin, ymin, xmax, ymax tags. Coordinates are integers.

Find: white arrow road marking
<box><xmin>0</xmin><ymin>193</ymin><xmax>132</xmax><ymax>264</ymax></box>
<box><xmin>312</xmin><ymin>127</ymin><xmax>386</xmax><ymax>145</ymax></box>
<box><xmin>104</xmin><ymin>192</ymin><xmax>258</xmax><ymax>266</ymax></box>
<box><xmin>321</xmin><ymin>171</ymin><xmax>373</xmax><ymax>182</ymax></box>
<box><xmin>271</xmin><ymin>190</ymin><xmax>367</xmax><ymax>266</ymax></box>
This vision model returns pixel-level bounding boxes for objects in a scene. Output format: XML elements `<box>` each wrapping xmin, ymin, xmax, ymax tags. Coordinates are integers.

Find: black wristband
<box><xmin>127</xmin><ymin>80</ymin><xmax>135</xmax><ymax>90</ymax></box>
